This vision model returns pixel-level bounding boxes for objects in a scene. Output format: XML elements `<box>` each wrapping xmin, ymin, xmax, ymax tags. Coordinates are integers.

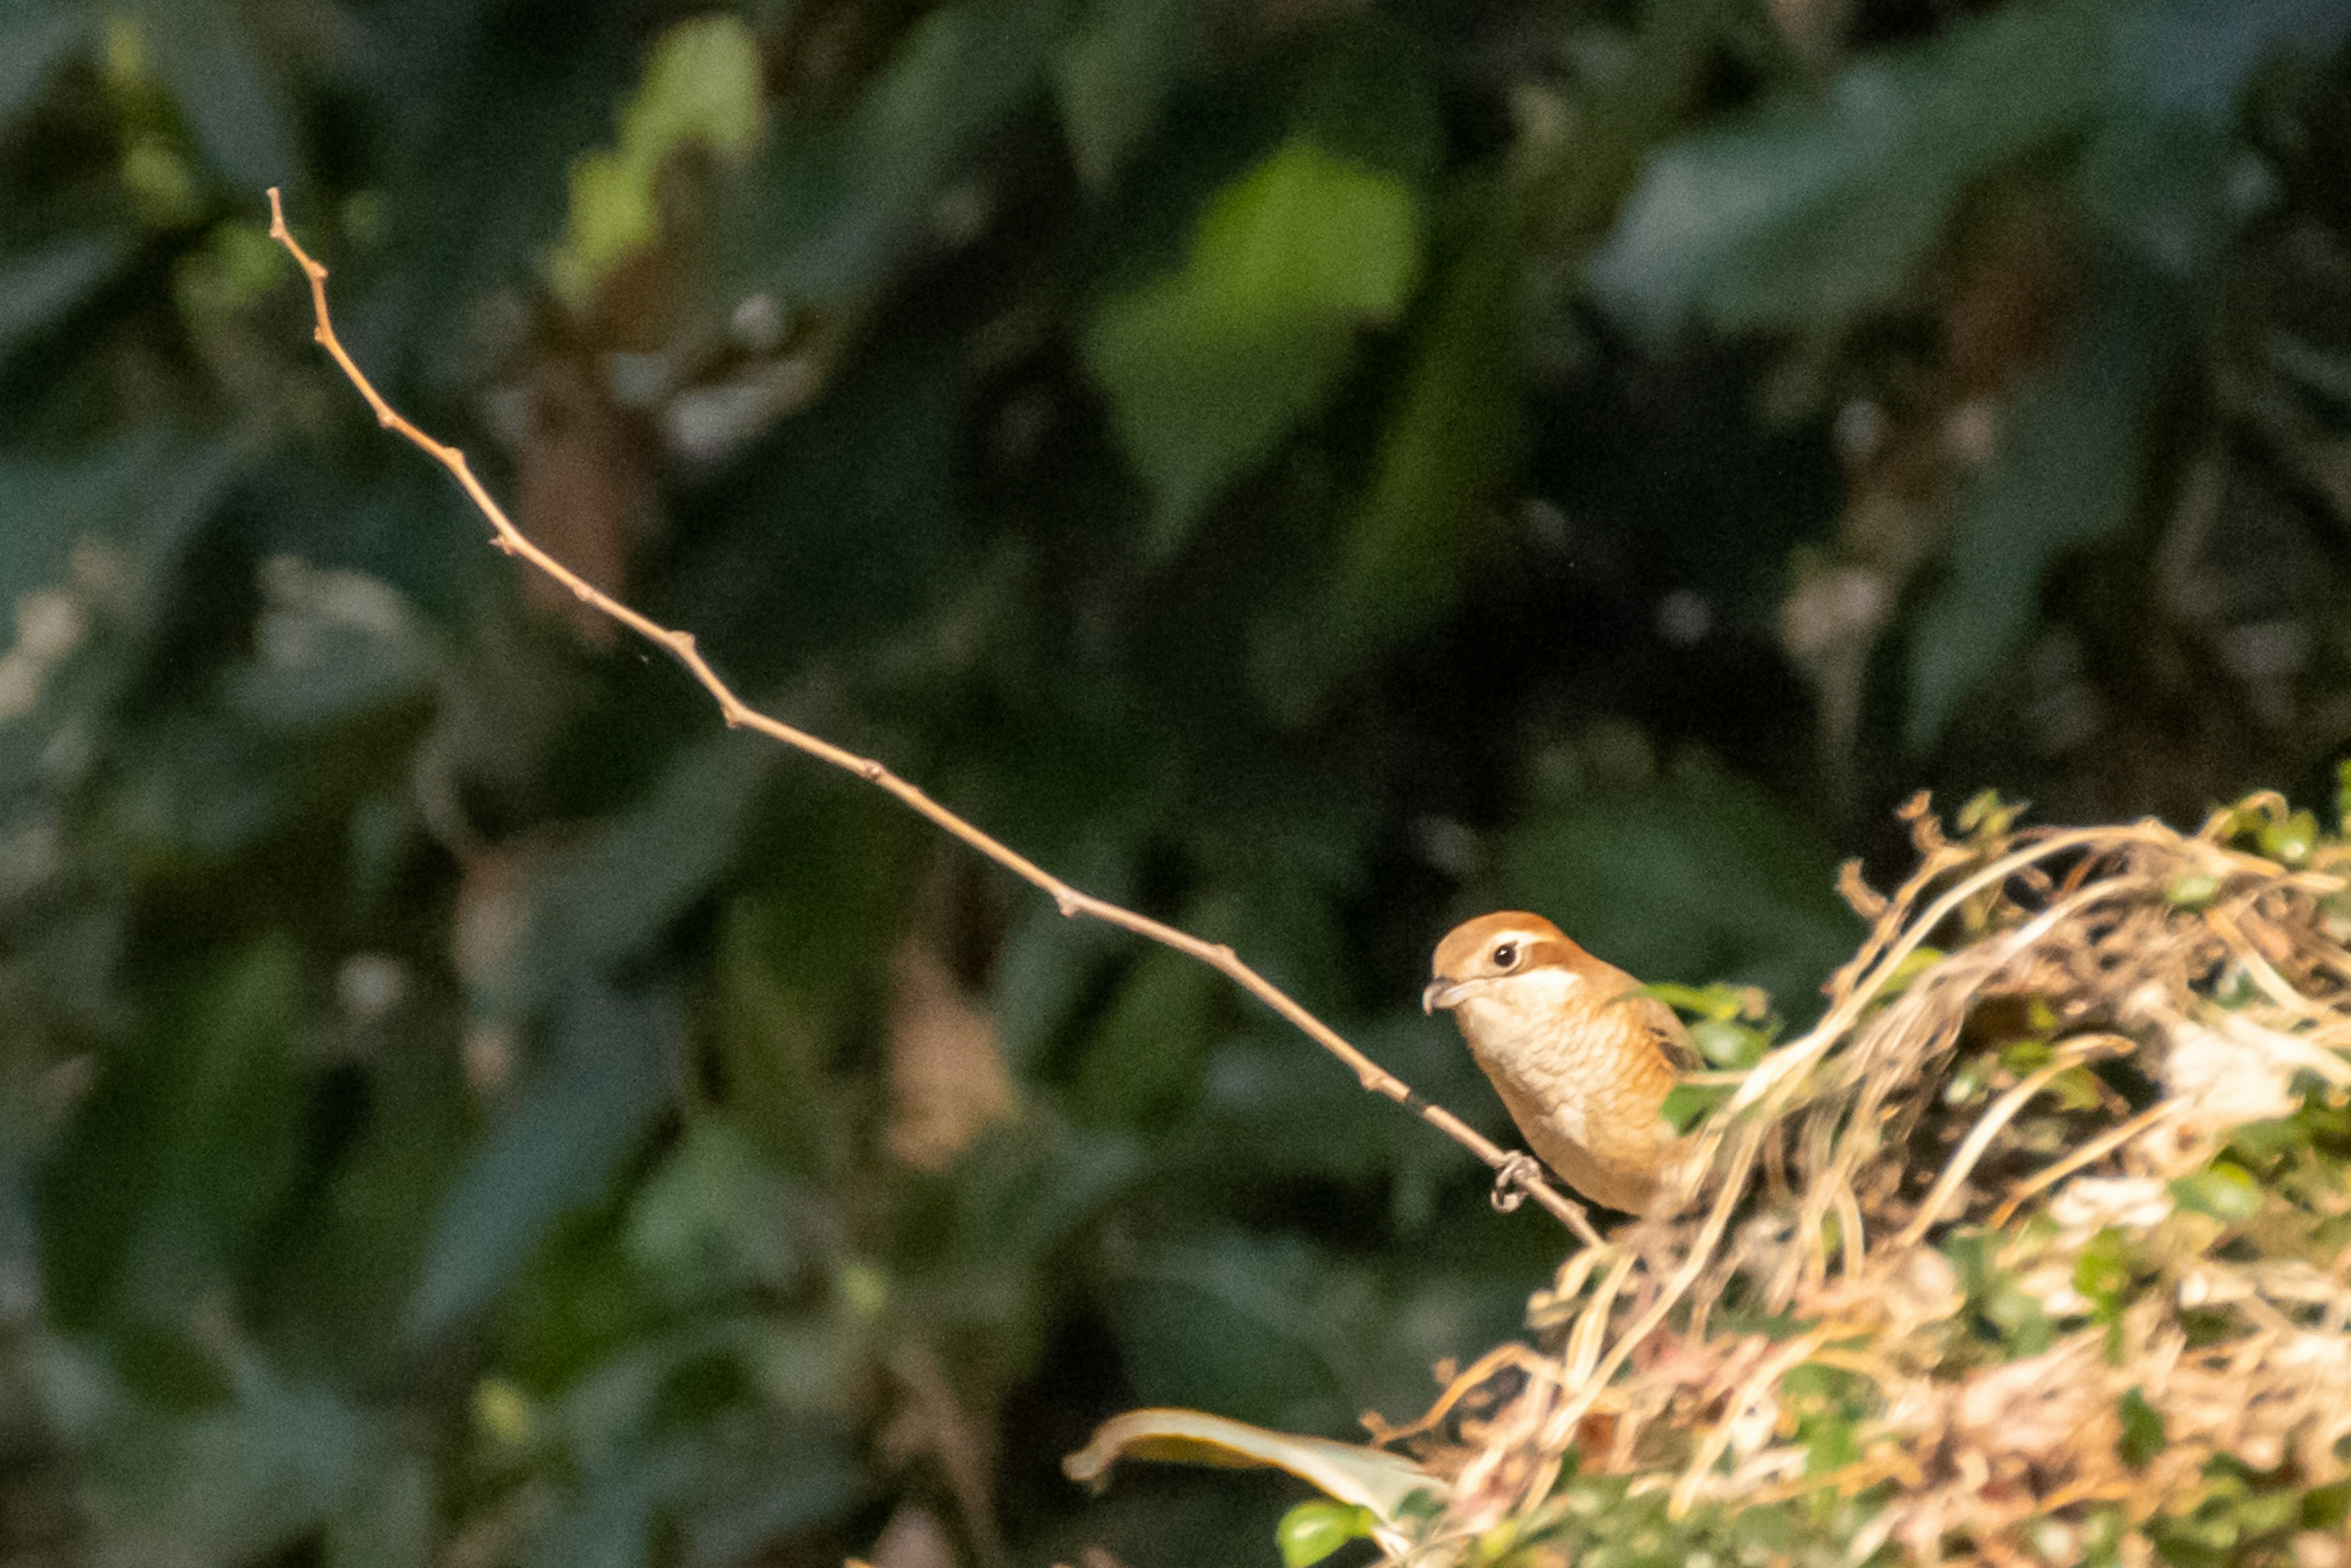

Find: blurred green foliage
<box><xmin>0</xmin><ymin>0</ymin><xmax>2346</xmax><ymax>1564</ymax></box>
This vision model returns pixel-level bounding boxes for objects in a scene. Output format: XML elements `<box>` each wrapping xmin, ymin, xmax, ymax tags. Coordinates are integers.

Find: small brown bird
<box><xmin>1423</xmin><ymin>912</ymin><xmax>1691</xmax><ymax>1215</ymax></box>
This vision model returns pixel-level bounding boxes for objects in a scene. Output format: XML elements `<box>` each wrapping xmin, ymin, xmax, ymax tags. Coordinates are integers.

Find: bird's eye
<box><xmin>1491</xmin><ymin>942</ymin><xmax>1518</xmax><ymax>970</ymax></box>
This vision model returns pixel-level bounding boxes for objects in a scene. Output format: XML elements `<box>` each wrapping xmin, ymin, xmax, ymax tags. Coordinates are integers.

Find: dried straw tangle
<box><xmin>1395</xmin><ymin>793</ymin><xmax>2351</xmax><ymax>1564</ymax></box>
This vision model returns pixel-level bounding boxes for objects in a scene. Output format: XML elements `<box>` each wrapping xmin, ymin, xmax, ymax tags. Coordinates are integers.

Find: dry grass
<box><xmin>1389</xmin><ymin>792</ymin><xmax>2351</xmax><ymax>1566</ymax></box>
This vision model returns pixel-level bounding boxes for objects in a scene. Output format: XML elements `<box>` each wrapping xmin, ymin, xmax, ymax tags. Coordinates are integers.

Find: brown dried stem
<box><xmin>262</xmin><ymin>190</ymin><xmax>1605</xmax><ymax>1250</ymax></box>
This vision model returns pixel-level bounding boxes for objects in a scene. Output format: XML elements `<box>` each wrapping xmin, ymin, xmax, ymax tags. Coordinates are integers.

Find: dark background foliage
<box><xmin>0</xmin><ymin>0</ymin><xmax>2347</xmax><ymax>1563</ymax></box>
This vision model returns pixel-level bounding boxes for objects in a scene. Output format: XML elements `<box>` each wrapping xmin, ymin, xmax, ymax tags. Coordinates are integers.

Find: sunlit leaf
<box><xmin>2169</xmin><ymin>1161</ymin><xmax>2261</xmax><ymax>1222</ymax></box>
<box><xmin>1065</xmin><ymin>1406</ymin><xmax>1444</xmax><ymax>1533</ymax></box>
<box><xmin>1086</xmin><ymin>137</ymin><xmax>1422</xmax><ymax>550</ymax></box>
<box><xmin>1278</xmin><ymin>1499</ymin><xmax>1378</xmax><ymax>1567</ymax></box>
<box><xmin>1662</xmin><ymin>1079</ymin><xmax>1735</xmax><ymax>1132</ymax></box>
<box><xmin>1688</xmin><ymin>1019</ymin><xmax>1766</xmax><ymax>1070</ymax></box>
<box><xmin>549</xmin><ymin>15</ymin><xmax>763</xmax><ymax>306</ymax></box>
<box><xmin>620</xmin><ymin>17</ymin><xmax>762</xmax><ymax>163</ymax></box>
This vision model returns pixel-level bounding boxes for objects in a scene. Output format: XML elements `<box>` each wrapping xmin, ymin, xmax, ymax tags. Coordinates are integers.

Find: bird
<box><xmin>1423</xmin><ymin>912</ymin><xmax>1692</xmax><ymax>1217</ymax></box>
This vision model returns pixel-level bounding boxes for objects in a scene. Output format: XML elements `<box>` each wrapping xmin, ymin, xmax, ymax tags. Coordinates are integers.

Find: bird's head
<box><xmin>1422</xmin><ymin>911</ymin><xmax>1595</xmax><ymax>1011</ymax></box>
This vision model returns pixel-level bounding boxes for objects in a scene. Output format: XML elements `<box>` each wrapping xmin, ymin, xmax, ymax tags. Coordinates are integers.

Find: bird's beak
<box><xmin>1422</xmin><ymin>978</ymin><xmax>1462</xmax><ymax>1015</ymax></box>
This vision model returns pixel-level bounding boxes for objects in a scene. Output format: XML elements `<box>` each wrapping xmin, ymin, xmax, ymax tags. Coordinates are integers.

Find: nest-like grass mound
<box><xmin>1384</xmin><ymin>792</ymin><xmax>2351</xmax><ymax>1568</ymax></box>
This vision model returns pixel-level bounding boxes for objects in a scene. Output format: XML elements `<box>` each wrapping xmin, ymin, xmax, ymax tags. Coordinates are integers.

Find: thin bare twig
<box><xmin>263</xmin><ymin>190</ymin><xmax>1606</xmax><ymax>1250</ymax></box>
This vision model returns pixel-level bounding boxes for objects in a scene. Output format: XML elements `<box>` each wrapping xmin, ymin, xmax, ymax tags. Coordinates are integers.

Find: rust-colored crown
<box><xmin>1430</xmin><ymin>910</ymin><xmax>1602</xmax><ymax>983</ymax></box>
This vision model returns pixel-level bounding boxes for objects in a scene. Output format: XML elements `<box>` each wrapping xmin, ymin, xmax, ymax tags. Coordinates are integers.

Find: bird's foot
<box><xmin>1490</xmin><ymin>1152</ymin><xmax>1543</xmax><ymax>1214</ymax></box>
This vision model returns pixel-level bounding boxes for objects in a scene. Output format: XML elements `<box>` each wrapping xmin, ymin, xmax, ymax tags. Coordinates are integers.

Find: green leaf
<box><xmin>1877</xmin><ymin>945</ymin><xmax>1946</xmax><ymax>999</ymax></box>
<box><xmin>620</xmin><ymin>17</ymin><xmax>761</xmax><ymax>163</ymax></box>
<box><xmin>1086</xmin><ymin>137</ymin><xmax>1422</xmax><ymax>550</ymax></box>
<box><xmin>1642</xmin><ymin>982</ymin><xmax>1753</xmax><ymax>1022</ymax></box>
<box><xmin>0</xmin><ymin>432</ymin><xmax>242</xmax><ymax>795</ymax></box>
<box><xmin>2118</xmin><ymin>1387</ymin><xmax>2167</xmax><ymax>1467</ymax></box>
<box><xmin>223</xmin><ymin>558</ymin><xmax>435</xmax><ymax>730</ymax></box>
<box><xmin>549</xmin><ymin>15</ymin><xmax>762</xmax><ymax>304</ymax></box>
<box><xmin>2169</xmin><ymin>1162</ymin><xmax>2262</xmax><ymax>1223</ymax></box>
<box><xmin>2166</xmin><ymin>871</ymin><xmax>2222</xmax><ymax>909</ymax></box>
<box><xmin>39</xmin><ymin>942</ymin><xmax>306</xmax><ymax>1334</ymax></box>
<box><xmin>1493</xmin><ymin>748</ymin><xmax>1861</xmax><ymax>1013</ymax></box>
<box><xmin>138</xmin><ymin>0</ymin><xmax>294</xmax><ymax>188</ymax></box>
<box><xmin>1278</xmin><ymin>1500</ymin><xmax>1377</xmax><ymax>1567</ymax></box>
<box><xmin>1980</xmin><ymin>1274</ymin><xmax>2053</xmax><ymax>1357</ymax></box>
<box><xmin>1328</xmin><ymin>180</ymin><xmax>1524</xmax><ymax>647</ymax></box>
<box><xmin>2087</xmin><ymin>0</ymin><xmax>2351</xmax><ymax>272</ymax></box>
<box><xmin>2305</xmin><ymin>1480</ymin><xmax>2351</xmax><ymax>1532</ymax></box>
<box><xmin>1591</xmin><ymin>0</ymin><xmax>2105</xmax><ymax>338</ymax></box>
<box><xmin>1802</xmin><ymin>1415</ymin><xmax>1859</xmax><ymax>1476</ymax></box>
<box><xmin>2001</xmin><ymin>1038</ymin><xmax>2055</xmax><ymax>1074</ymax></box>
<box><xmin>1689</xmin><ymin>1018</ymin><xmax>1764</xmax><ymax>1069</ymax></box>
<box><xmin>34</xmin><ymin>1337</ymin><xmax>373</xmax><ymax>1564</ymax></box>
<box><xmin>2050</xmin><ymin>1065</ymin><xmax>2105</xmax><ymax>1112</ymax></box>
<box><xmin>2073</xmin><ymin>1226</ymin><xmax>2134</xmax><ymax>1313</ymax></box>
<box><xmin>2258</xmin><ymin>809</ymin><xmax>2318</xmax><ymax>865</ymax></box>
<box><xmin>0</xmin><ymin>232</ymin><xmax>129</xmax><ymax>366</ymax></box>
<box><xmin>0</xmin><ymin>0</ymin><xmax>86</xmax><ymax>119</ymax></box>
<box><xmin>405</xmin><ymin>988</ymin><xmax>673</xmax><ymax>1338</ymax></box>
<box><xmin>754</xmin><ymin>0</ymin><xmax>1054</xmax><ymax>303</ymax></box>
<box><xmin>624</xmin><ymin>1121</ymin><xmax>797</xmax><ymax>1302</ymax></box>
<box><xmin>1188</xmin><ymin>140</ymin><xmax>1419</xmax><ymax>323</ymax></box>
<box><xmin>1053</xmin><ymin>0</ymin><xmax>1197</xmax><ymax>188</ymax></box>
<box><xmin>494</xmin><ymin>738</ymin><xmax>769</xmax><ymax>1016</ymax></box>
<box><xmin>1072</xmin><ymin>940</ymin><xmax>1229</xmax><ymax>1129</ymax></box>
<box><xmin>1905</xmin><ymin>268</ymin><xmax>2171</xmax><ymax>749</ymax></box>
<box><xmin>1955</xmin><ymin>789</ymin><xmax>2028</xmax><ymax>838</ymax></box>
<box><xmin>1661</xmin><ymin>1080</ymin><xmax>1734</xmax><ymax>1133</ymax></box>
<box><xmin>1113</xmin><ymin>1231</ymin><xmax>1380</xmax><ymax>1436</ymax></box>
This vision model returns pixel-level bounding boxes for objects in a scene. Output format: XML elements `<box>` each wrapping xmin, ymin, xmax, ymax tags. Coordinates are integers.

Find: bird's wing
<box><xmin>1629</xmin><ymin>994</ymin><xmax>1701</xmax><ymax>1072</ymax></box>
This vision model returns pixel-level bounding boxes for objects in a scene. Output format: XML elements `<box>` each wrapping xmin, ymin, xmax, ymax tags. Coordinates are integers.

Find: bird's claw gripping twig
<box><xmin>1490</xmin><ymin>1152</ymin><xmax>1545</xmax><ymax>1214</ymax></box>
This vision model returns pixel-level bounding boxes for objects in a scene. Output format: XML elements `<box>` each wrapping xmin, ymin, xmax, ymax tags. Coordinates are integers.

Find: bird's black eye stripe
<box><xmin>1491</xmin><ymin>941</ymin><xmax>1518</xmax><ymax>970</ymax></box>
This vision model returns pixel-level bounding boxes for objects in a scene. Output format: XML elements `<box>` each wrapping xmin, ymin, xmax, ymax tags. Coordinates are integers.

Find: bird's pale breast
<box><xmin>1457</xmin><ymin>969</ymin><xmax>1681</xmax><ymax>1212</ymax></box>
